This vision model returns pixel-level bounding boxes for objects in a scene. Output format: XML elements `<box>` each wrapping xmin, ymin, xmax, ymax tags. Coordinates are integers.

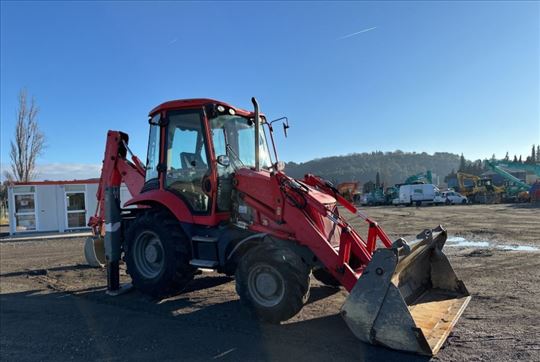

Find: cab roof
<box><xmin>149</xmin><ymin>98</ymin><xmax>253</xmax><ymax>117</ymax></box>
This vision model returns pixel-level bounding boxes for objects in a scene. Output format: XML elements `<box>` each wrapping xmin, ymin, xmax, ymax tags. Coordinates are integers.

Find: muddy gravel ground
<box><xmin>1</xmin><ymin>204</ymin><xmax>539</xmax><ymax>361</ymax></box>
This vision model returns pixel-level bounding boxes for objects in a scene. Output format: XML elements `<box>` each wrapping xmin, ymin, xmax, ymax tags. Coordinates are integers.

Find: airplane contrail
<box><xmin>338</xmin><ymin>27</ymin><xmax>377</xmax><ymax>40</ymax></box>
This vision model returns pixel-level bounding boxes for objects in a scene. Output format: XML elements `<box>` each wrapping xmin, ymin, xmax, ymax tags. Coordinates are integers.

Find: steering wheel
<box><xmin>201</xmin><ymin>174</ymin><xmax>212</xmax><ymax>195</ymax></box>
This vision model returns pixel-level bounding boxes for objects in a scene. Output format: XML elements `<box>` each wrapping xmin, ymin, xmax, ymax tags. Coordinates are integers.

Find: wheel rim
<box><xmin>247</xmin><ymin>263</ymin><xmax>285</xmax><ymax>307</ymax></box>
<box><xmin>133</xmin><ymin>231</ymin><xmax>165</xmax><ymax>279</ymax></box>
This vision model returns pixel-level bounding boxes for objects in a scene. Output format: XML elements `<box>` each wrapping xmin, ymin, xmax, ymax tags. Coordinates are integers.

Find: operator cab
<box><xmin>144</xmin><ymin>99</ymin><xmax>276</xmax><ymax>220</ymax></box>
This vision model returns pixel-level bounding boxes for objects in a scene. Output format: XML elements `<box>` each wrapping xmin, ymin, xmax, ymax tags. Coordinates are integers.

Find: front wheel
<box><xmin>235</xmin><ymin>244</ymin><xmax>311</xmax><ymax>323</ymax></box>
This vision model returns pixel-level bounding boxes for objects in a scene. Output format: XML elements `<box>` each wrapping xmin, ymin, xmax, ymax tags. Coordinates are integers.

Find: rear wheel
<box><xmin>235</xmin><ymin>244</ymin><xmax>311</xmax><ymax>323</ymax></box>
<box><xmin>125</xmin><ymin>210</ymin><xmax>195</xmax><ymax>298</ymax></box>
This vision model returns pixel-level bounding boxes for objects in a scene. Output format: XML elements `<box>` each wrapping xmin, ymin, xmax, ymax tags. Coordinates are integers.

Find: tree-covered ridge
<box><xmin>284</xmin><ymin>151</ymin><xmax>461</xmax><ymax>186</ymax></box>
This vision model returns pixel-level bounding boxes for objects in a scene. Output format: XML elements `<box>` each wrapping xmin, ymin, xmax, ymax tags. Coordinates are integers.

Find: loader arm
<box><xmin>236</xmin><ymin>170</ymin><xmax>394</xmax><ymax>291</ymax></box>
<box><xmin>88</xmin><ymin>131</ymin><xmax>146</xmax><ymax>236</ymax></box>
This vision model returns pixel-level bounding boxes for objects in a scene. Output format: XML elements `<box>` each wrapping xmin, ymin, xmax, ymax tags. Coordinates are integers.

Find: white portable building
<box><xmin>7</xmin><ymin>179</ymin><xmax>132</xmax><ymax>235</ymax></box>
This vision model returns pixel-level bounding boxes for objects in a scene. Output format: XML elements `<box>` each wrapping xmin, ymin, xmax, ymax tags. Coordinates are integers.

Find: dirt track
<box><xmin>1</xmin><ymin>204</ymin><xmax>539</xmax><ymax>361</ymax></box>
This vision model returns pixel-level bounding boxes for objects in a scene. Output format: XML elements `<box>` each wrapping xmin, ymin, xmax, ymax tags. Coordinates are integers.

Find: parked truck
<box><xmin>396</xmin><ymin>184</ymin><xmax>439</xmax><ymax>206</ymax></box>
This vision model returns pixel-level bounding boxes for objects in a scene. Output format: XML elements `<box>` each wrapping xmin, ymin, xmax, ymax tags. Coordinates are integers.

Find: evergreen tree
<box><xmin>537</xmin><ymin>145</ymin><xmax>540</xmax><ymax>163</ymax></box>
<box><xmin>504</xmin><ymin>152</ymin><xmax>509</xmax><ymax>161</ymax></box>
<box><xmin>519</xmin><ymin>155</ymin><xmax>522</xmax><ymax>163</ymax></box>
<box><xmin>444</xmin><ymin>169</ymin><xmax>456</xmax><ymax>183</ymax></box>
<box><xmin>459</xmin><ymin>154</ymin><xmax>466</xmax><ymax>171</ymax></box>
<box><xmin>476</xmin><ymin>160</ymin><xmax>483</xmax><ymax>174</ymax></box>
<box><xmin>532</xmin><ymin>145</ymin><xmax>536</xmax><ymax>164</ymax></box>
<box><xmin>375</xmin><ymin>171</ymin><xmax>381</xmax><ymax>188</ymax></box>
<box><xmin>513</xmin><ymin>155</ymin><xmax>518</xmax><ymax>162</ymax></box>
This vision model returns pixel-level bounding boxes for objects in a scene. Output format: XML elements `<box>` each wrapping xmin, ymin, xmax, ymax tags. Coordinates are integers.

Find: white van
<box><xmin>397</xmin><ymin>184</ymin><xmax>439</xmax><ymax>205</ymax></box>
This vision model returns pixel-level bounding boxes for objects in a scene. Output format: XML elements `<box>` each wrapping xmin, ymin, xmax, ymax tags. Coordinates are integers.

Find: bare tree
<box><xmin>6</xmin><ymin>89</ymin><xmax>46</xmax><ymax>182</ymax></box>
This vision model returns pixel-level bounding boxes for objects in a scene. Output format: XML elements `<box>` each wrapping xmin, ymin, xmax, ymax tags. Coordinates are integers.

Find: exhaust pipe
<box><xmin>252</xmin><ymin>97</ymin><xmax>260</xmax><ymax>172</ymax></box>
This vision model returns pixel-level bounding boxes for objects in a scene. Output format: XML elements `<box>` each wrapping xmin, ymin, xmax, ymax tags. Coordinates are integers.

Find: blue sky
<box><xmin>1</xmin><ymin>1</ymin><xmax>539</xmax><ymax>180</ymax></box>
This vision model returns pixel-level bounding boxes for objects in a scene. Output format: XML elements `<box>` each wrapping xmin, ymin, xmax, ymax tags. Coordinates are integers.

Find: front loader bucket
<box><xmin>84</xmin><ymin>236</ymin><xmax>106</xmax><ymax>268</ymax></box>
<box><xmin>341</xmin><ymin>226</ymin><xmax>470</xmax><ymax>355</ymax></box>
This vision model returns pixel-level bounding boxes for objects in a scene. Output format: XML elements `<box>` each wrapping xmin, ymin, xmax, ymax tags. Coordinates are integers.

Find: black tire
<box><xmin>461</xmin><ymin>199</ymin><xmax>467</xmax><ymax>204</ymax></box>
<box><xmin>125</xmin><ymin>210</ymin><xmax>195</xmax><ymax>298</ymax></box>
<box><xmin>312</xmin><ymin>268</ymin><xmax>341</xmax><ymax>287</ymax></box>
<box><xmin>235</xmin><ymin>244</ymin><xmax>310</xmax><ymax>323</ymax></box>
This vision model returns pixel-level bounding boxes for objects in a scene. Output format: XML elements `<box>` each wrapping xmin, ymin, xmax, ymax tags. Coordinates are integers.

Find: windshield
<box><xmin>210</xmin><ymin>114</ymin><xmax>272</xmax><ymax>169</ymax></box>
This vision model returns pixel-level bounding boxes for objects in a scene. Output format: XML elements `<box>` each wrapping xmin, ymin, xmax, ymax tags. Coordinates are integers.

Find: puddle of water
<box><xmin>498</xmin><ymin>245</ymin><xmax>539</xmax><ymax>252</ymax></box>
<box><xmin>446</xmin><ymin>236</ymin><xmax>538</xmax><ymax>252</ymax></box>
<box><xmin>446</xmin><ymin>237</ymin><xmax>490</xmax><ymax>248</ymax></box>
<box><xmin>447</xmin><ymin>236</ymin><xmax>466</xmax><ymax>242</ymax></box>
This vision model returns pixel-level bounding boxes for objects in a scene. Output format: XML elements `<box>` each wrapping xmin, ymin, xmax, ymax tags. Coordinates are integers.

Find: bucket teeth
<box><xmin>341</xmin><ymin>226</ymin><xmax>471</xmax><ymax>356</ymax></box>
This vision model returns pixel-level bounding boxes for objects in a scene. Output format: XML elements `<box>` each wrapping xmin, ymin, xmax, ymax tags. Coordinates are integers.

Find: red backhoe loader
<box><xmin>84</xmin><ymin>98</ymin><xmax>470</xmax><ymax>356</ymax></box>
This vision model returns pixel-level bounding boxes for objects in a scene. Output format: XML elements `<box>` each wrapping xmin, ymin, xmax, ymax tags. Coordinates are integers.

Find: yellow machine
<box><xmin>456</xmin><ymin>172</ymin><xmax>503</xmax><ymax>203</ymax></box>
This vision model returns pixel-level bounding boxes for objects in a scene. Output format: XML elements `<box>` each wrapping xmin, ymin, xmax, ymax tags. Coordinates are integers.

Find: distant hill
<box><xmin>284</xmin><ymin>151</ymin><xmax>460</xmax><ymax>186</ymax></box>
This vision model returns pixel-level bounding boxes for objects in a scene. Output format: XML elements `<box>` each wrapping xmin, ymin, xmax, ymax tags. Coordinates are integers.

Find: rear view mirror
<box><xmin>283</xmin><ymin>119</ymin><xmax>290</xmax><ymax>137</ymax></box>
<box><xmin>217</xmin><ymin>155</ymin><xmax>230</xmax><ymax>167</ymax></box>
<box><xmin>267</xmin><ymin>117</ymin><xmax>290</xmax><ymax>137</ymax></box>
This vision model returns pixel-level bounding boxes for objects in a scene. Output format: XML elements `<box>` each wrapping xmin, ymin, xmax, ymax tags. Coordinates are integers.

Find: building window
<box><xmin>65</xmin><ymin>186</ymin><xmax>87</xmax><ymax>229</ymax></box>
<box><xmin>13</xmin><ymin>192</ymin><xmax>36</xmax><ymax>232</ymax></box>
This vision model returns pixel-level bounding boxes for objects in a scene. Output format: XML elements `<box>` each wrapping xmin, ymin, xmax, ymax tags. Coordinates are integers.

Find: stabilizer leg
<box><xmin>104</xmin><ymin>186</ymin><xmax>131</xmax><ymax>296</ymax></box>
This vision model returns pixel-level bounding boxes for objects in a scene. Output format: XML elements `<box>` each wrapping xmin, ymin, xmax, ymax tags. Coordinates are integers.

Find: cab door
<box><xmin>164</xmin><ymin>109</ymin><xmax>212</xmax><ymax>214</ymax></box>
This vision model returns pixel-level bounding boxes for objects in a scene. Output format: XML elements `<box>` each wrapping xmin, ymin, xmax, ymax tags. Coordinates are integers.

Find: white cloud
<box><xmin>1</xmin><ymin>163</ymin><xmax>102</xmax><ymax>181</ymax></box>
